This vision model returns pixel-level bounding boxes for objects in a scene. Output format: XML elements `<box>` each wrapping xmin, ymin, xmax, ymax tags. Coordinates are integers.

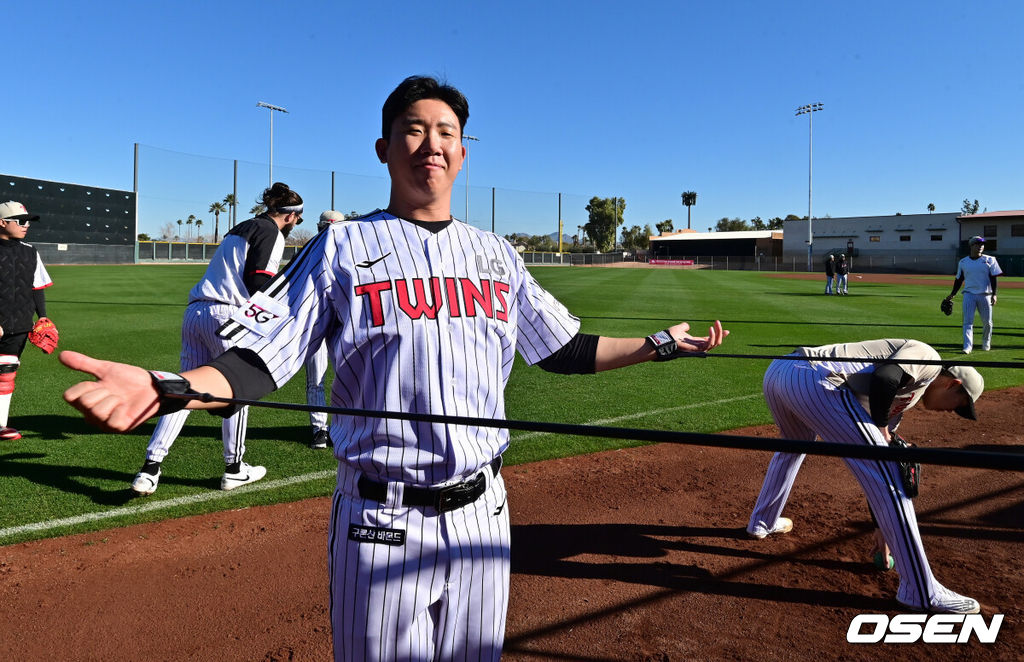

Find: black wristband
<box><xmin>149</xmin><ymin>370</ymin><xmax>196</xmax><ymax>416</ymax></box>
<box><xmin>646</xmin><ymin>329</ymin><xmax>678</xmax><ymax>361</ymax></box>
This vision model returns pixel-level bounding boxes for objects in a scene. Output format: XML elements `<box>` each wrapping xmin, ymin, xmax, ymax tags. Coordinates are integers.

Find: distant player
<box><xmin>61</xmin><ymin>76</ymin><xmax>728</xmax><ymax>661</ymax></box>
<box><xmin>835</xmin><ymin>253</ymin><xmax>849</xmax><ymax>294</ymax></box>
<box><xmin>305</xmin><ymin>209</ymin><xmax>345</xmax><ymax>449</ymax></box>
<box><xmin>824</xmin><ymin>254</ymin><xmax>836</xmax><ymax>295</ymax></box>
<box><xmin>128</xmin><ymin>183</ymin><xmax>304</xmax><ymax>495</ymax></box>
<box><xmin>944</xmin><ymin>235</ymin><xmax>1001</xmax><ymax>353</ymax></box>
<box><xmin>0</xmin><ymin>201</ymin><xmax>56</xmax><ymax>441</ymax></box>
<box><xmin>747</xmin><ymin>338</ymin><xmax>985</xmax><ymax>614</ymax></box>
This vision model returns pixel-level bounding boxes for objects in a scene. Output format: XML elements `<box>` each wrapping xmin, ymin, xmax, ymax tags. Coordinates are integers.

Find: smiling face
<box><xmin>375</xmin><ymin>98</ymin><xmax>465</xmax><ymax>220</ymax></box>
<box><xmin>970</xmin><ymin>242</ymin><xmax>985</xmax><ymax>258</ymax></box>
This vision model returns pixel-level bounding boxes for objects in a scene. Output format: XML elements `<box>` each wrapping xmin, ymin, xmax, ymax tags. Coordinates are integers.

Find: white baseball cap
<box><xmin>0</xmin><ymin>201</ymin><xmax>40</xmax><ymax>222</ymax></box>
<box><xmin>946</xmin><ymin>364</ymin><xmax>984</xmax><ymax>420</ymax></box>
<box><xmin>318</xmin><ymin>210</ymin><xmax>344</xmax><ymax>230</ymax></box>
<box><xmin>320</xmin><ymin>210</ymin><xmax>344</xmax><ymax>224</ymax></box>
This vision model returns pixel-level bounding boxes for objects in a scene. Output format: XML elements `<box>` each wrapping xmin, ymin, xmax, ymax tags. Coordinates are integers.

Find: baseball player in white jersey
<box><xmin>304</xmin><ymin>210</ymin><xmax>346</xmax><ymax>449</ymax></box>
<box><xmin>747</xmin><ymin>338</ymin><xmax>986</xmax><ymax>614</ymax></box>
<box><xmin>944</xmin><ymin>235</ymin><xmax>1001</xmax><ymax>354</ymax></box>
<box><xmin>60</xmin><ymin>75</ymin><xmax>727</xmax><ymax>661</ymax></box>
<box><xmin>128</xmin><ymin>183</ymin><xmax>304</xmax><ymax>495</ymax></box>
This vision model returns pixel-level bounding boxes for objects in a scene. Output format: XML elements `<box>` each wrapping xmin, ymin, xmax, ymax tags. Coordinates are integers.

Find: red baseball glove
<box><xmin>29</xmin><ymin>317</ymin><xmax>59</xmax><ymax>354</ymax></box>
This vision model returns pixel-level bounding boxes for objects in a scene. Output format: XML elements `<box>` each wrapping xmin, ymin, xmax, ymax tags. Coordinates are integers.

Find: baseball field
<box><xmin>1</xmin><ymin>264</ymin><xmax>1022</xmax><ymax>660</ymax></box>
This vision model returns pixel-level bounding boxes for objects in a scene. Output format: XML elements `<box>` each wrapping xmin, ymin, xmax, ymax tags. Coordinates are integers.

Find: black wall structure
<box><xmin>2</xmin><ymin>173</ymin><xmax>136</xmax><ymax>264</ymax></box>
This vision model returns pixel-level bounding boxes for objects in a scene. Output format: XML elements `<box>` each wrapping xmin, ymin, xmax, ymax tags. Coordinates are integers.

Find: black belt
<box><xmin>357</xmin><ymin>457</ymin><xmax>502</xmax><ymax>513</ymax></box>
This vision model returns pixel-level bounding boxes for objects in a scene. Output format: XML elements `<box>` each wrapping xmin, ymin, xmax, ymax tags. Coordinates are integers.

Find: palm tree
<box><xmin>223</xmin><ymin>193</ymin><xmax>238</xmax><ymax>229</ymax></box>
<box><xmin>250</xmin><ymin>203</ymin><xmax>266</xmax><ymax>216</ymax></box>
<box><xmin>927</xmin><ymin>203</ymin><xmax>935</xmax><ymax>214</ymax></box>
<box><xmin>176</xmin><ymin>219</ymin><xmax>183</xmax><ymax>239</ymax></box>
<box><xmin>209</xmin><ymin>201</ymin><xmax>227</xmax><ymax>242</ymax></box>
<box><xmin>186</xmin><ymin>214</ymin><xmax>196</xmax><ymax>240</ymax></box>
<box><xmin>195</xmin><ymin>219</ymin><xmax>204</xmax><ymax>241</ymax></box>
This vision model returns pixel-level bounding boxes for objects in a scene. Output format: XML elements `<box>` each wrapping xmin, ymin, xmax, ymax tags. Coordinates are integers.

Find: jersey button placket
<box><xmin>422</xmin><ymin>233</ymin><xmax>456</xmax><ymax>423</ymax></box>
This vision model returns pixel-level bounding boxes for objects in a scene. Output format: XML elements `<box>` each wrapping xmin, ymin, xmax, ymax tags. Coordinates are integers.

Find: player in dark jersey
<box><xmin>128</xmin><ymin>183</ymin><xmax>303</xmax><ymax>495</ymax></box>
<box><xmin>0</xmin><ymin>201</ymin><xmax>54</xmax><ymax>441</ymax></box>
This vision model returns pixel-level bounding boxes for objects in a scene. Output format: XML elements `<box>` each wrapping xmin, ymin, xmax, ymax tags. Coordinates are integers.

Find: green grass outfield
<box><xmin>2</xmin><ymin>264</ymin><xmax>1022</xmax><ymax>545</ymax></box>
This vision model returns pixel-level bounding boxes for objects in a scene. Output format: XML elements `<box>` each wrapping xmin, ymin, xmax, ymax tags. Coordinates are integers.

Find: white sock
<box><xmin>0</xmin><ymin>392</ymin><xmax>11</xmax><ymax>428</ymax></box>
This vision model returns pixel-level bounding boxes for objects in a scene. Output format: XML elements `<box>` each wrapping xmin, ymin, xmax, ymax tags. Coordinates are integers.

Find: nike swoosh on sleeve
<box><xmin>355</xmin><ymin>253</ymin><xmax>392</xmax><ymax>269</ymax></box>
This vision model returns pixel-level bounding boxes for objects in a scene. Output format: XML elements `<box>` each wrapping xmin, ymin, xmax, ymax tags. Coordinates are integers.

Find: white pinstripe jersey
<box><xmin>797</xmin><ymin>339</ymin><xmax>941</xmax><ymax>426</ymax></box>
<box><xmin>188</xmin><ymin>216</ymin><xmax>285</xmax><ymax>306</ymax></box>
<box><xmin>955</xmin><ymin>254</ymin><xmax>1002</xmax><ymax>294</ymax></box>
<box><xmin>219</xmin><ymin>210</ymin><xmax>580</xmax><ymax>485</ymax></box>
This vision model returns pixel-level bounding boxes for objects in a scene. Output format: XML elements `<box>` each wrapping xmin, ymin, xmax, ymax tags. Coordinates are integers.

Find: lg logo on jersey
<box><xmin>355</xmin><ymin>277</ymin><xmax>510</xmax><ymax>327</ymax></box>
<box><xmin>475</xmin><ymin>254</ymin><xmax>507</xmax><ymax>277</ymax></box>
<box><xmin>847</xmin><ymin>613</ymin><xmax>1003</xmax><ymax>643</ymax></box>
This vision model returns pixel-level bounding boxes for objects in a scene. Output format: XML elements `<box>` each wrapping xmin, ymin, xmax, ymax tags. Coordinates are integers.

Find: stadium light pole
<box><xmin>463</xmin><ymin>134</ymin><xmax>479</xmax><ymax>223</ymax></box>
<box><xmin>795</xmin><ymin>102</ymin><xmax>823</xmax><ymax>271</ymax></box>
<box><xmin>257</xmin><ymin>101</ymin><xmax>288</xmax><ymax>186</ymax></box>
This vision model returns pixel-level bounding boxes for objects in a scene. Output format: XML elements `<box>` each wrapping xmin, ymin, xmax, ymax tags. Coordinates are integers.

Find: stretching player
<box><xmin>0</xmin><ymin>201</ymin><xmax>55</xmax><ymax>441</ymax></box>
<box><xmin>304</xmin><ymin>210</ymin><xmax>345</xmax><ymax>449</ymax></box>
<box><xmin>60</xmin><ymin>76</ymin><xmax>728</xmax><ymax>661</ymax></box>
<box><xmin>128</xmin><ymin>183</ymin><xmax>304</xmax><ymax>495</ymax></box>
<box><xmin>944</xmin><ymin>235</ymin><xmax>1001</xmax><ymax>354</ymax></box>
<box><xmin>746</xmin><ymin>338</ymin><xmax>985</xmax><ymax>614</ymax></box>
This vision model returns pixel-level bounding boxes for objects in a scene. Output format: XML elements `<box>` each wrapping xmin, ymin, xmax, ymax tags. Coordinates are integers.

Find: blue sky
<box><xmin>6</xmin><ymin>1</ymin><xmax>1022</xmax><ymax>238</ymax></box>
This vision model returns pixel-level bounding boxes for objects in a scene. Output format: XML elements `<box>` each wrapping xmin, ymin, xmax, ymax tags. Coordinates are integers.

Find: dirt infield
<box><xmin>2</xmin><ymin>387</ymin><xmax>1022</xmax><ymax>661</ymax></box>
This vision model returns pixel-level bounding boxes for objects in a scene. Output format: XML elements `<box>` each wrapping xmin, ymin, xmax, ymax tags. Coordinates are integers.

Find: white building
<box><xmin>783</xmin><ymin>211</ymin><xmax>1024</xmax><ymax>274</ymax></box>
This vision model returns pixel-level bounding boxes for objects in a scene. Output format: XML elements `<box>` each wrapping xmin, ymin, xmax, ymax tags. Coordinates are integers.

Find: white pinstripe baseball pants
<box><xmin>143</xmin><ymin>302</ymin><xmax>250</xmax><ymax>465</ymax></box>
<box><xmin>328</xmin><ymin>462</ymin><xmax>510</xmax><ymax>662</ymax></box>
<box><xmin>305</xmin><ymin>342</ymin><xmax>329</xmax><ymax>432</ymax></box>
<box><xmin>748</xmin><ymin>358</ymin><xmax>948</xmax><ymax>610</ymax></box>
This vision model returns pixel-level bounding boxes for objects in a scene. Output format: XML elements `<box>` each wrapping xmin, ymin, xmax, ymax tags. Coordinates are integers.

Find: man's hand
<box><xmin>667</xmin><ymin>319</ymin><xmax>729</xmax><ymax>353</ymax></box>
<box><xmin>992</xmin><ymin>294</ymin><xmax>998</xmax><ymax>306</ymax></box>
<box><xmin>60</xmin><ymin>351</ymin><xmax>161</xmax><ymax>432</ymax></box>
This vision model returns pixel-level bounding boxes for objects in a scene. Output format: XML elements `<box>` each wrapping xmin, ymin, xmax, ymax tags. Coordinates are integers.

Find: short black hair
<box><xmin>381</xmin><ymin>76</ymin><xmax>469</xmax><ymax>140</ymax></box>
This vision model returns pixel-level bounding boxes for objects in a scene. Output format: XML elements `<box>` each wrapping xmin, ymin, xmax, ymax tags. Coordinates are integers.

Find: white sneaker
<box><xmin>131</xmin><ymin>470</ymin><xmax>161</xmax><ymax>496</ymax></box>
<box><xmin>899</xmin><ymin>587</ymin><xmax>980</xmax><ymax>615</ymax></box>
<box><xmin>221</xmin><ymin>462</ymin><xmax>267</xmax><ymax>491</ymax></box>
<box><xmin>747</xmin><ymin>517</ymin><xmax>794</xmax><ymax>539</ymax></box>
<box><xmin>962</xmin><ymin>348</ymin><xmax>972</xmax><ymax>355</ymax></box>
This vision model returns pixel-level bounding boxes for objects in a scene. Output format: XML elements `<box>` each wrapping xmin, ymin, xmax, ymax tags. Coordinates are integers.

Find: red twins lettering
<box><xmin>355</xmin><ymin>277</ymin><xmax>510</xmax><ymax>327</ymax></box>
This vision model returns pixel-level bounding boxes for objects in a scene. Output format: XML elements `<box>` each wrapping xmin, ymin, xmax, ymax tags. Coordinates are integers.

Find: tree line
<box><xmin>139</xmin><ymin>196</ymin><xmax>361</xmax><ymax>246</ymax></box>
<box><xmin>505</xmin><ymin>196</ymin><xmax>795</xmax><ymax>253</ymax></box>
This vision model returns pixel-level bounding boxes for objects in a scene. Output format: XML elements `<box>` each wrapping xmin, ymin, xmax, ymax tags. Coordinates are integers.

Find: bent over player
<box><xmin>61</xmin><ymin>75</ymin><xmax>728</xmax><ymax>662</ymax></box>
<box><xmin>0</xmin><ymin>201</ymin><xmax>56</xmax><ymax>441</ymax></box>
<box><xmin>746</xmin><ymin>338</ymin><xmax>985</xmax><ymax>614</ymax></box>
<box><xmin>944</xmin><ymin>235</ymin><xmax>1001</xmax><ymax>354</ymax></box>
<box><xmin>128</xmin><ymin>183</ymin><xmax>304</xmax><ymax>495</ymax></box>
